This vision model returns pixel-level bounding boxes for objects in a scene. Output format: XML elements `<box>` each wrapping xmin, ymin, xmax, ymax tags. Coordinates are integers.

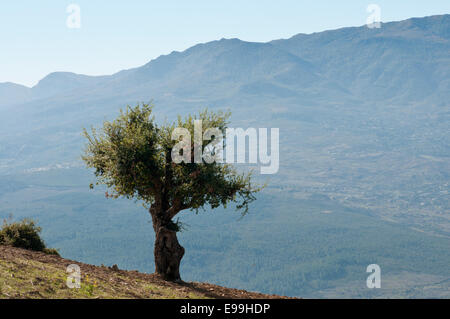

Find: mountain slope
<box><xmin>270</xmin><ymin>14</ymin><xmax>450</xmax><ymax>103</ymax></box>
<box><xmin>0</xmin><ymin>73</ymin><xmax>108</xmax><ymax>108</ymax></box>
<box><xmin>31</xmin><ymin>72</ymin><xmax>108</xmax><ymax>100</ymax></box>
<box><xmin>0</xmin><ymin>245</ymin><xmax>289</xmax><ymax>299</ymax></box>
<box><xmin>0</xmin><ymin>82</ymin><xmax>31</xmax><ymax>107</ymax></box>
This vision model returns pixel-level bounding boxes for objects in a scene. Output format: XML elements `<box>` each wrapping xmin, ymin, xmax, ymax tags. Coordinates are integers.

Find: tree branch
<box><xmin>166</xmin><ymin>198</ymin><xmax>189</xmax><ymax>219</ymax></box>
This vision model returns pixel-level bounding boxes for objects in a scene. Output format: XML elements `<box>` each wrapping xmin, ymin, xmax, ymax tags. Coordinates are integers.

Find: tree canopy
<box><xmin>82</xmin><ymin>104</ymin><xmax>261</xmax><ymax>220</ymax></box>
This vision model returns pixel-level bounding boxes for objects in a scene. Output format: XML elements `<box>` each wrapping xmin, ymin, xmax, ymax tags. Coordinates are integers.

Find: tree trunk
<box><xmin>150</xmin><ymin>205</ymin><xmax>185</xmax><ymax>282</ymax></box>
<box><xmin>154</xmin><ymin>225</ymin><xmax>185</xmax><ymax>281</ymax></box>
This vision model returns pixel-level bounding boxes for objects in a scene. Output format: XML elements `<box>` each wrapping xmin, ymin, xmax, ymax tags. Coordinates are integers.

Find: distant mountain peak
<box><xmin>1</xmin><ymin>14</ymin><xmax>448</xmax><ymax>108</ymax></box>
<box><xmin>31</xmin><ymin>72</ymin><xmax>107</xmax><ymax>99</ymax></box>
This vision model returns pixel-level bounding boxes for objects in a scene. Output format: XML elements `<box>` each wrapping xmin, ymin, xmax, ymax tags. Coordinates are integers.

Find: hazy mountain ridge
<box><xmin>0</xmin><ymin>82</ymin><xmax>31</xmax><ymax>107</ymax></box>
<box><xmin>0</xmin><ymin>72</ymin><xmax>109</xmax><ymax>108</ymax></box>
<box><xmin>270</xmin><ymin>15</ymin><xmax>450</xmax><ymax>104</ymax></box>
<box><xmin>3</xmin><ymin>15</ymin><xmax>449</xmax><ymax>114</ymax></box>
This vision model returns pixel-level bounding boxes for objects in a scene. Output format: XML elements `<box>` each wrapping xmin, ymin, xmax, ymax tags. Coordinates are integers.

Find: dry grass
<box><xmin>0</xmin><ymin>245</ymin><xmax>291</xmax><ymax>299</ymax></box>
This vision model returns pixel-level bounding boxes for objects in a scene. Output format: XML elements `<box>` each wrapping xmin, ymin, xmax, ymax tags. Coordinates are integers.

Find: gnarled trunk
<box><xmin>154</xmin><ymin>225</ymin><xmax>184</xmax><ymax>281</ymax></box>
<box><xmin>150</xmin><ymin>204</ymin><xmax>184</xmax><ymax>282</ymax></box>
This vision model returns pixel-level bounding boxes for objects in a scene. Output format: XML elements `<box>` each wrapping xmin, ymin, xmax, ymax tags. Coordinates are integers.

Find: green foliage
<box><xmin>82</xmin><ymin>104</ymin><xmax>262</xmax><ymax>219</ymax></box>
<box><xmin>0</xmin><ymin>218</ymin><xmax>60</xmax><ymax>256</ymax></box>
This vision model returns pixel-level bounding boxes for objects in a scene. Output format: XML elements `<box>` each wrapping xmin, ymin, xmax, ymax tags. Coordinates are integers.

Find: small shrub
<box><xmin>0</xmin><ymin>218</ymin><xmax>59</xmax><ymax>256</ymax></box>
<box><xmin>43</xmin><ymin>248</ymin><xmax>60</xmax><ymax>256</ymax></box>
<box><xmin>81</xmin><ymin>274</ymin><xmax>99</xmax><ymax>296</ymax></box>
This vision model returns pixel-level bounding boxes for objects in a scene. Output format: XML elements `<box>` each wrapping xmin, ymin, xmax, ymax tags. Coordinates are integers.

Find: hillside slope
<box><xmin>0</xmin><ymin>245</ymin><xmax>288</xmax><ymax>299</ymax></box>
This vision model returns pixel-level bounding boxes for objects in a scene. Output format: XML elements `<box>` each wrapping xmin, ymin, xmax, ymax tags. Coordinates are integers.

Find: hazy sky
<box><xmin>1</xmin><ymin>1</ymin><xmax>449</xmax><ymax>87</ymax></box>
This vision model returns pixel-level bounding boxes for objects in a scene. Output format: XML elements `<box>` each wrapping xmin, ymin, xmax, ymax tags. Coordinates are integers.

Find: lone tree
<box><xmin>82</xmin><ymin>104</ymin><xmax>261</xmax><ymax>281</ymax></box>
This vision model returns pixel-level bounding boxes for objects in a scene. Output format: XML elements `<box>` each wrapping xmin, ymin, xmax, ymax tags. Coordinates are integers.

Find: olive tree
<box><xmin>82</xmin><ymin>104</ymin><xmax>261</xmax><ymax>281</ymax></box>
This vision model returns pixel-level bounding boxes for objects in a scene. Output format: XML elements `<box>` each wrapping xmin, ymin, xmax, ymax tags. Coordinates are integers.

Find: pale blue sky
<box><xmin>1</xmin><ymin>1</ymin><xmax>449</xmax><ymax>87</ymax></box>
